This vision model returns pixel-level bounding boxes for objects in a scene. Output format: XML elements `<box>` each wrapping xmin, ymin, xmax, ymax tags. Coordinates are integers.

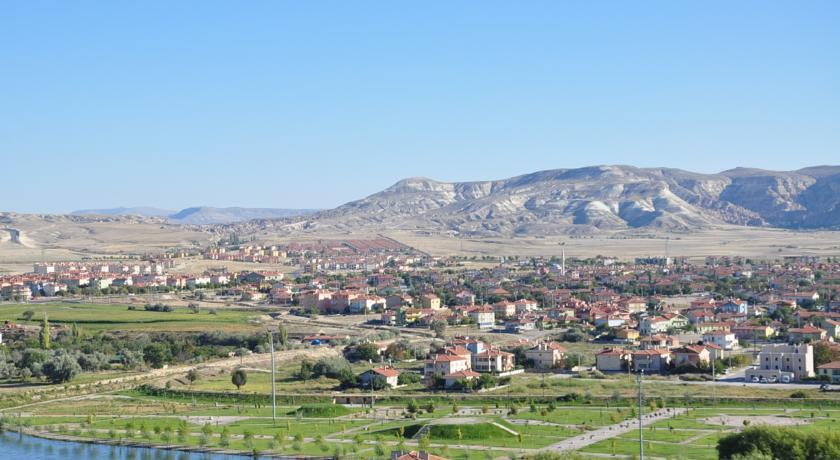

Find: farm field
<box><xmin>0</xmin><ymin>302</ymin><xmax>266</xmax><ymax>332</ymax></box>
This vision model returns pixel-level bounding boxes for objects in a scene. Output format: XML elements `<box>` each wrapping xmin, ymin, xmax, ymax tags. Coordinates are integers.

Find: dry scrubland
<box><xmin>385</xmin><ymin>227</ymin><xmax>840</xmax><ymax>260</ymax></box>
<box><xmin>3</xmin><ymin>218</ymin><xmax>840</xmax><ymax>275</ymax></box>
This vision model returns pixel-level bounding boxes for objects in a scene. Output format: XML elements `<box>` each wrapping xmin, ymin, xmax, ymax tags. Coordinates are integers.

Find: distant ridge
<box><xmin>71</xmin><ymin>207</ymin><xmax>175</xmax><ymax>218</ymax></box>
<box><xmin>286</xmin><ymin>164</ymin><xmax>840</xmax><ymax>236</ymax></box>
<box><xmin>72</xmin><ymin>206</ymin><xmax>319</xmax><ymax>225</ymax></box>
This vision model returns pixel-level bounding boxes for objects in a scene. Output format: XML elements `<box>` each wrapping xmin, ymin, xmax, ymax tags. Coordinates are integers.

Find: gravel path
<box><xmin>543</xmin><ymin>408</ymin><xmax>687</xmax><ymax>452</ymax></box>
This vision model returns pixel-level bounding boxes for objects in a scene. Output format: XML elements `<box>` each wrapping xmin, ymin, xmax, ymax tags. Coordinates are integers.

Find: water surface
<box><xmin>0</xmin><ymin>431</ymin><xmax>244</xmax><ymax>460</ymax></box>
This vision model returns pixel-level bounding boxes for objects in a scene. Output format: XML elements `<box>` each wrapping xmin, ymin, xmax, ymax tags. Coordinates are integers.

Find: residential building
<box><xmin>424</xmin><ymin>354</ymin><xmax>470</xmax><ymax>379</ymax></box>
<box><xmin>631</xmin><ymin>349</ymin><xmax>671</xmax><ymax>373</ymax></box>
<box><xmin>359</xmin><ymin>367</ymin><xmax>401</xmax><ymax>388</ymax></box>
<box><xmin>671</xmin><ymin>345</ymin><xmax>710</xmax><ymax>368</ymax></box>
<box><xmin>746</xmin><ymin>344</ymin><xmax>814</xmax><ymax>382</ymax></box>
<box><xmin>467</xmin><ymin>307</ymin><xmax>495</xmax><ymax>329</ymax></box>
<box><xmin>421</xmin><ymin>294</ymin><xmax>441</xmax><ymax>309</ymax></box>
<box><xmin>788</xmin><ymin>325</ymin><xmax>827</xmax><ymax>343</ymax></box>
<box><xmin>817</xmin><ymin>361</ymin><xmax>840</xmax><ymax>383</ymax></box>
<box><xmin>595</xmin><ymin>348</ymin><xmax>630</xmax><ymax>372</ymax></box>
<box><xmin>702</xmin><ymin>331</ymin><xmax>739</xmax><ymax>351</ymax></box>
<box><xmin>525</xmin><ymin>342</ymin><xmax>566</xmax><ymax>369</ymax></box>
<box><xmin>471</xmin><ymin>348</ymin><xmax>515</xmax><ymax>373</ymax></box>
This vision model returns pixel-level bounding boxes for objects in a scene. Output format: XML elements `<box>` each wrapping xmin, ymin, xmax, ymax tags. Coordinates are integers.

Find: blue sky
<box><xmin>1</xmin><ymin>2</ymin><xmax>838</xmax><ymax>213</ymax></box>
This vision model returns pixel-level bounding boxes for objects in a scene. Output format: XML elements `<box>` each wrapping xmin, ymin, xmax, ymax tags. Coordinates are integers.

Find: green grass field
<box><xmin>7</xmin><ymin>387</ymin><xmax>840</xmax><ymax>460</ymax></box>
<box><xmin>0</xmin><ymin>302</ymin><xmax>263</xmax><ymax>331</ymax></box>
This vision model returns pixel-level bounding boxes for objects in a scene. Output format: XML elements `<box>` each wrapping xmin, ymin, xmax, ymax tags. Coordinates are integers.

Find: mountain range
<box><xmin>292</xmin><ymin>165</ymin><xmax>840</xmax><ymax>236</ymax></box>
<box><xmin>71</xmin><ymin>206</ymin><xmax>319</xmax><ymax>225</ymax></box>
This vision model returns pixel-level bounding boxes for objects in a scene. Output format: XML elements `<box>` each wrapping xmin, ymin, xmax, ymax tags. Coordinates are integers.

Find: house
<box><xmin>467</xmin><ymin>307</ymin><xmax>495</xmax><ymax>329</ymax></box>
<box><xmin>639</xmin><ymin>335</ymin><xmax>679</xmax><ymax>350</ymax></box>
<box><xmin>631</xmin><ymin>349</ymin><xmax>671</xmax><ymax>373</ymax></box>
<box><xmin>819</xmin><ymin>319</ymin><xmax>840</xmax><ymax>339</ymax></box>
<box><xmin>359</xmin><ymin>367</ymin><xmax>401</xmax><ymax>388</ymax></box>
<box><xmin>421</xmin><ymin>294</ymin><xmax>442</xmax><ymax>309</ymax></box>
<box><xmin>595</xmin><ymin>348</ymin><xmax>631</xmax><ymax>372</ymax></box>
<box><xmin>746</xmin><ymin>344</ymin><xmax>814</xmax><ymax>382</ymax></box>
<box><xmin>381</xmin><ymin>311</ymin><xmax>397</xmax><ymax>326</ymax></box>
<box><xmin>640</xmin><ymin>316</ymin><xmax>670</xmax><ymax>335</ymax></box>
<box><xmin>620</xmin><ymin>297</ymin><xmax>648</xmax><ymax>313</ymax></box>
<box><xmin>696</xmin><ymin>322</ymin><xmax>732</xmax><ymax>334</ymax></box>
<box><xmin>788</xmin><ymin>325</ymin><xmax>827</xmax><ymax>343</ymax></box>
<box><xmin>349</xmin><ymin>296</ymin><xmax>386</xmax><ymax>314</ymax></box>
<box><xmin>525</xmin><ymin>342</ymin><xmax>566</xmax><ymax>369</ymax></box>
<box><xmin>504</xmin><ymin>318</ymin><xmax>536</xmax><ymax>333</ymax></box>
<box><xmin>816</xmin><ymin>361</ymin><xmax>840</xmax><ymax>383</ymax></box>
<box><xmin>472</xmin><ymin>348</ymin><xmax>515</xmax><ymax>373</ymax></box>
<box><xmin>615</xmin><ymin>327</ymin><xmax>640</xmax><ymax>342</ymax></box>
<box><xmin>702</xmin><ymin>331</ymin><xmax>739</xmax><ymax>351</ymax></box>
<box><xmin>493</xmin><ymin>301</ymin><xmax>516</xmax><ymax>319</ymax></box>
<box><xmin>732</xmin><ymin>325</ymin><xmax>775</xmax><ymax>341</ymax></box>
<box><xmin>448</xmin><ymin>337</ymin><xmax>486</xmax><ymax>355</ymax></box>
<box><xmin>455</xmin><ymin>291</ymin><xmax>476</xmax><ymax>306</ymax></box>
<box><xmin>594</xmin><ymin>316</ymin><xmax>626</xmax><ymax>328</ymax></box>
<box><xmin>514</xmin><ymin>299</ymin><xmax>539</xmax><ymax>313</ymax></box>
<box><xmin>719</xmin><ymin>299</ymin><xmax>748</xmax><ymax>315</ymax></box>
<box><xmin>687</xmin><ymin>309</ymin><xmax>716</xmax><ymax>325</ymax></box>
<box><xmin>424</xmin><ymin>354</ymin><xmax>470</xmax><ymax>379</ymax></box>
<box><xmin>671</xmin><ymin>345</ymin><xmax>710</xmax><ymax>368</ymax></box>
<box><xmin>444</xmin><ymin>369</ymin><xmax>481</xmax><ymax>388</ymax></box>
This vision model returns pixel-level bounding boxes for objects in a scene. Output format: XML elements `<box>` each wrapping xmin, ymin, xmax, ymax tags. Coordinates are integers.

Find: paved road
<box><xmin>544</xmin><ymin>407</ymin><xmax>687</xmax><ymax>452</ymax></box>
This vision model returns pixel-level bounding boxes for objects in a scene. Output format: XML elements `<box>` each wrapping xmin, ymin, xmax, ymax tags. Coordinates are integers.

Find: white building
<box><xmin>702</xmin><ymin>331</ymin><xmax>739</xmax><ymax>351</ymax></box>
<box><xmin>746</xmin><ymin>344</ymin><xmax>814</xmax><ymax>382</ymax></box>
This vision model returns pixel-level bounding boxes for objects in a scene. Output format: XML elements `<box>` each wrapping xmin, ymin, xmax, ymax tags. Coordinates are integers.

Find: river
<box><xmin>0</xmin><ymin>431</ymin><xmax>244</xmax><ymax>460</ymax></box>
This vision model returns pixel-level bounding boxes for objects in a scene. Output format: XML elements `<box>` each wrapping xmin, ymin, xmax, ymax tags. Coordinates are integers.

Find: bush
<box><xmin>398</xmin><ymin>372</ymin><xmax>421</xmax><ymax>385</ymax></box>
<box><xmin>789</xmin><ymin>390</ymin><xmax>808</xmax><ymax>399</ymax></box>
<box><xmin>718</xmin><ymin>426</ymin><xmax>840</xmax><ymax>460</ymax></box>
<box><xmin>144</xmin><ymin>303</ymin><xmax>173</xmax><ymax>312</ymax></box>
<box><xmin>41</xmin><ymin>351</ymin><xmax>81</xmax><ymax>383</ymax></box>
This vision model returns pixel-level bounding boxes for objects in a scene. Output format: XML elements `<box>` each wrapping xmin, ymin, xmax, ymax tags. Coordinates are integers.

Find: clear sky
<box><xmin>1</xmin><ymin>2</ymin><xmax>838</xmax><ymax>213</ymax></box>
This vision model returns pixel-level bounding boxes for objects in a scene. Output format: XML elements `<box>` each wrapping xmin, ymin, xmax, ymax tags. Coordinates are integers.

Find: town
<box><xmin>3</xmin><ymin>239</ymin><xmax>840</xmax><ymax>458</ymax></box>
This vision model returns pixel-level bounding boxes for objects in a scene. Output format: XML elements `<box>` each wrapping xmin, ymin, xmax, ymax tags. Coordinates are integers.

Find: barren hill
<box><xmin>296</xmin><ymin>165</ymin><xmax>840</xmax><ymax>236</ymax></box>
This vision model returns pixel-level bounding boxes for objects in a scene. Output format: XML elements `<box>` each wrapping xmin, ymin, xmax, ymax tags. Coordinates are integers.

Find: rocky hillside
<box><xmin>301</xmin><ymin>165</ymin><xmax>840</xmax><ymax>236</ymax></box>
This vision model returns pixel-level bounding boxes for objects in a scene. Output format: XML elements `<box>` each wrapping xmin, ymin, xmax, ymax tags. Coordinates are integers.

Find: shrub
<box><xmin>718</xmin><ymin>426</ymin><xmax>840</xmax><ymax>460</ymax></box>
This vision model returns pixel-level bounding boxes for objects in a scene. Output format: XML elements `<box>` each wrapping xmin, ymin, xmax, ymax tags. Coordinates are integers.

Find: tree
<box><xmin>186</xmin><ymin>369</ymin><xmax>199</xmax><ymax>386</ymax></box>
<box><xmin>143</xmin><ymin>343</ymin><xmax>172</xmax><ymax>369</ymax></box>
<box><xmin>231</xmin><ymin>368</ymin><xmax>248</xmax><ymax>391</ymax></box>
<box><xmin>277</xmin><ymin>322</ymin><xmax>288</xmax><ymax>348</ymax></box>
<box><xmin>70</xmin><ymin>323</ymin><xmax>84</xmax><ymax>345</ymax></box>
<box><xmin>352</xmin><ymin>342</ymin><xmax>381</xmax><ymax>362</ymax></box>
<box><xmin>430</xmin><ymin>319</ymin><xmax>447</xmax><ymax>338</ymax></box>
<box><xmin>39</xmin><ymin>314</ymin><xmax>51</xmax><ymax>350</ymax></box>
<box><xmin>297</xmin><ymin>360</ymin><xmax>314</xmax><ymax>380</ymax></box>
<box><xmin>813</xmin><ymin>341</ymin><xmax>840</xmax><ymax>367</ymax></box>
<box><xmin>21</xmin><ymin>310</ymin><xmax>35</xmax><ymax>321</ymax></box>
<box><xmin>41</xmin><ymin>352</ymin><xmax>81</xmax><ymax>383</ymax></box>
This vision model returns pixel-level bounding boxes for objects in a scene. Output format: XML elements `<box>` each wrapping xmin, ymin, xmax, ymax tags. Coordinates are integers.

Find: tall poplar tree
<box><xmin>40</xmin><ymin>314</ymin><xmax>51</xmax><ymax>349</ymax></box>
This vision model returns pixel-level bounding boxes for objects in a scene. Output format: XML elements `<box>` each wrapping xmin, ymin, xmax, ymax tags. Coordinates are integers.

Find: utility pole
<box><xmin>638</xmin><ymin>369</ymin><xmax>644</xmax><ymax>460</ymax></box>
<box><xmin>269</xmin><ymin>331</ymin><xmax>277</xmax><ymax>425</ymax></box>
<box><xmin>711</xmin><ymin>348</ymin><xmax>717</xmax><ymax>405</ymax></box>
